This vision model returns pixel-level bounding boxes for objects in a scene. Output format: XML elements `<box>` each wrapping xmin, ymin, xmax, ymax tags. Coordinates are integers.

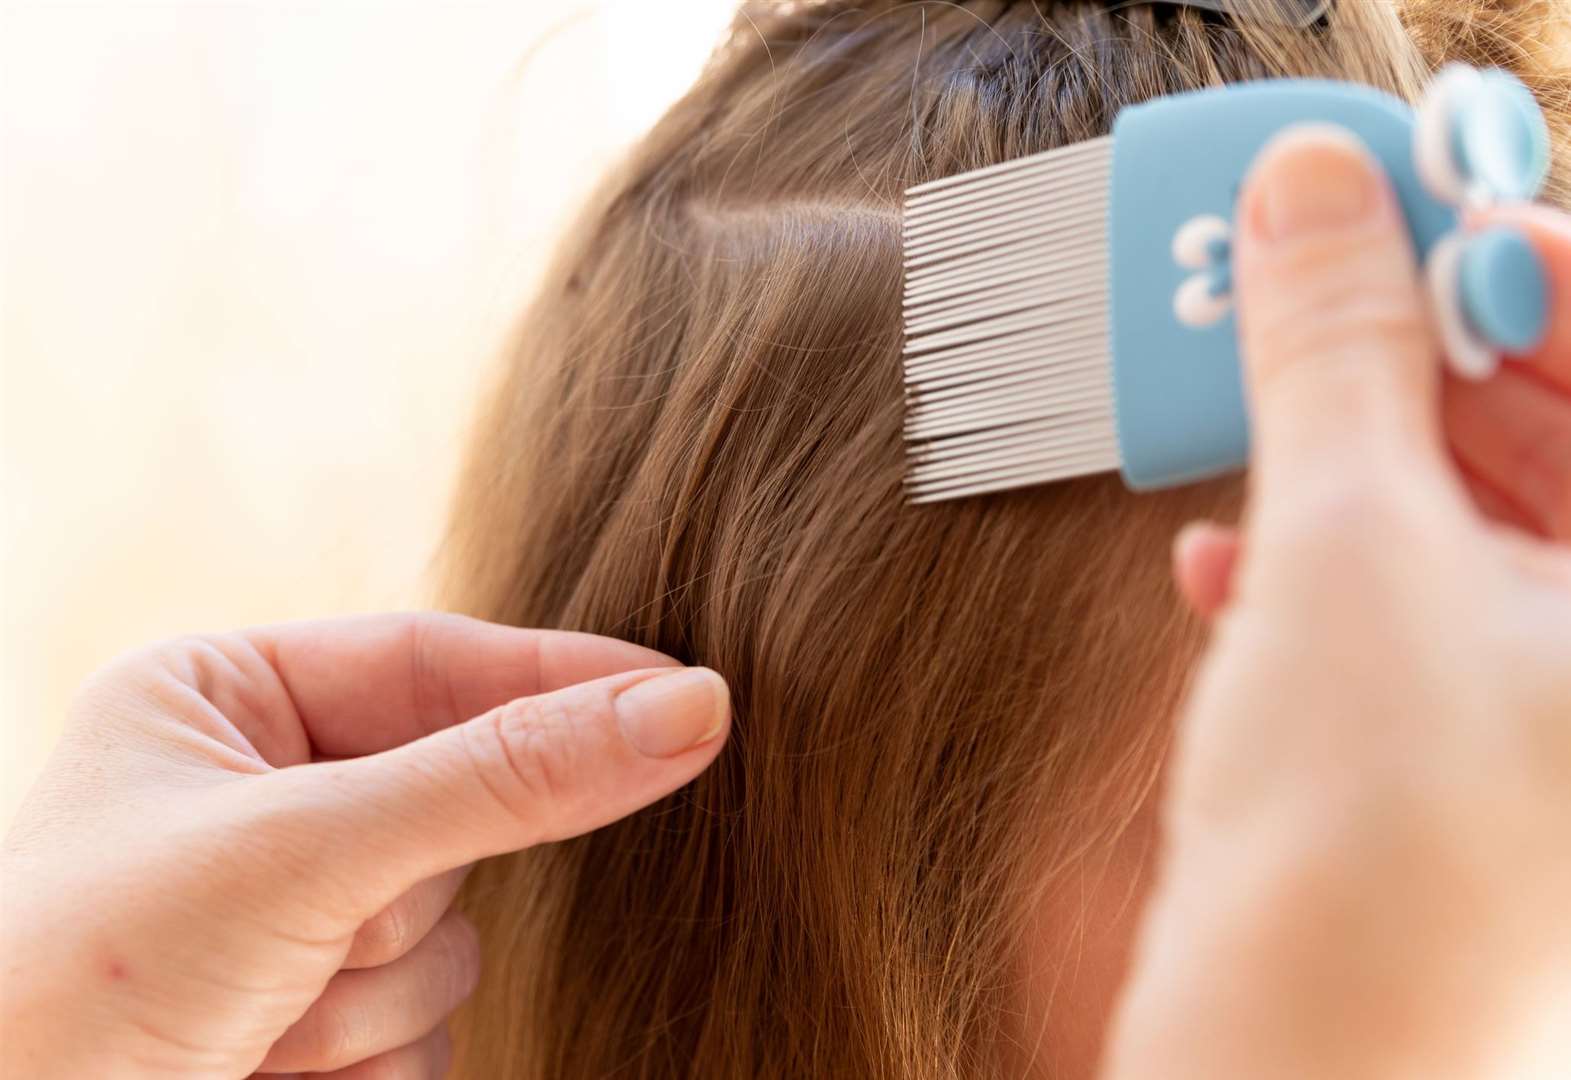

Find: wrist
<box><xmin>2</xmin><ymin>928</ymin><xmax>151</xmax><ymax>1080</ymax></box>
<box><xmin>2</xmin><ymin>984</ymin><xmax>95</xmax><ymax>1080</ymax></box>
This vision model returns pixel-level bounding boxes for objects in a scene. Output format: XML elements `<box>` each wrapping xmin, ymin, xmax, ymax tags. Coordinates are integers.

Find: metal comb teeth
<box><xmin>901</xmin><ymin>137</ymin><xmax>1120</xmax><ymax>504</ymax></box>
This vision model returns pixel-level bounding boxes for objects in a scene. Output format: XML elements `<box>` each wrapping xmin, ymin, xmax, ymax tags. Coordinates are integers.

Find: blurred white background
<box><xmin>1</xmin><ymin>0</ymin><xmax>737</xmax><ymax>825</ymax></box>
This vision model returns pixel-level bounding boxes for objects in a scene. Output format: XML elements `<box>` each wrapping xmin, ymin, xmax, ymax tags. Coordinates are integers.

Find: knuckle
<box><xmin>353</xmin><ymin>902</ymin><xmax>414</xmax><ymax>967</ymax></box>
<box><xmin>161</xmin><ymin>633</ymin><xmax>240</xmax><ymax>685</ymax></box>
<box><xmin>1245</xmin><ymin>245</ymin><xmax>1430</xmax><ymax>372</ymax></box>
<box><xmin>434</xmin><ymin>915</ymin><xmax>482</xmax><ymax>1001</ymax></box>
<box><xmin>1269</xmin><ymin>475</ymin><xmax>1420</xmax><ymax>552</ymax></box>
<box><xmin>69</xmin><ymin>636</ymin><xmax>218</xmax><ymax>734</ymax></box>
<box><xmin>350</xmin><ymin>1051</ymin><xmax>422</xmax><ymax>1080</ymax></box>
<box><xmin>405</xmin><ymin>613</ymin><xmax>460</xmax><ymax>738</ymax></box>
<box><xmin>463</xmin><ymin>696</ymin><xmax>584</xmax><ymax>819</ymax></box>
<box><xmin>1255</xmin><ymin>481</ymin><xmax>1455</xmax><ymax>610</ymax></box>
<box><xmin>301</xmin><ymin>997</ymin><xmax>361</xmax><ymax>1069</ymax></box>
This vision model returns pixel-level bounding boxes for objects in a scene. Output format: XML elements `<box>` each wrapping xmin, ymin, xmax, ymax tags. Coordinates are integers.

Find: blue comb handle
<box><xmin>1108</xmin><ymin>74</ymin><xmax>1548</xmax><ymax>491</ymax></box>
<box><xmin>1110</xmin><ymin>80</ymin><xmax>1456</xmax><ymax>490</ymax></box>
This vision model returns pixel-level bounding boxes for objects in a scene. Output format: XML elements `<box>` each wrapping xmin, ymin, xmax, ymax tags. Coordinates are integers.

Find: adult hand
<box><xmin>0</xmin><ymin>614</ymin><xmax>730</xmax><ymax>1079</ymax></box>
<box><xmin>1174</xmin><ymin>204</ymin><xmax>1571</xmax><ymax>616</ymax></box>
<box><xmin>1107</xmin><ymin>127</ymin><xmax>1571</xmax><ymax>1079</ymax></box>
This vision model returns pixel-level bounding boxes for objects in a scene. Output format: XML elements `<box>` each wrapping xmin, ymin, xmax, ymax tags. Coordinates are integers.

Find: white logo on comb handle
<box><xmin>1172</xmin><ymin>215</ymin><xmax>1234</xmax><ymax>328</ymax></box>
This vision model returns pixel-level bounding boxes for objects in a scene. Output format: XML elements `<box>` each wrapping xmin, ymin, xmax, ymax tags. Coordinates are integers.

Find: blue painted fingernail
<box><xmin>1459</xmin><ymin>227</ymin><xmax>1549</xmax><ymax>356</ymax></box>
<box><xmin>1451</xmin><ymin>71</ymin><xmax>1551</xmax><ymax>202</ymax></box>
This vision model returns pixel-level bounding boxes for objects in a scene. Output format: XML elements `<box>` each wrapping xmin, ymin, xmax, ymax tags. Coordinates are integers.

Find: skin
<box><xmin>1021</xmin><ymin>787</ymin><xmax>1162</xmax><ymax>1080</ymax></box>
<box><xmin>1175</xmin><ymin>203</ymin><xmax>1571</xmax><ymax>614</ymax></box>
<box><xmin>2</xmin><ymin>129</ymin><xmax>1570</xmax><ymax>1080</ymax></box>
<box><xmin>1045</xmin><ymin>154</ymin><xmax>1571</xmax><ymax>1080</ymax></box>
<box><xmin>0</xmin><ymin>615</ymin><xmax>730</xmax><ymax>1078</ymax></box>
<box><xmin>1105</xmin><ymin>127</ymin><xmax>1571</xmax><ymax>1078</ymax></box>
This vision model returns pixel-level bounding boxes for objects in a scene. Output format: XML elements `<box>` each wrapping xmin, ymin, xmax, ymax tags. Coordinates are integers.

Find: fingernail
<box><xmin>1460</xmin><ymin>226</ymin><xmax>1549</xmax><ymax>354</ymax></box>
<box><xmin>1173</xmin><ymin>520</ymin><xmax>1217</xmax><ymax>562</ymax></box>
<box><xmin>614</xmin><ymin>668</ymin><xmax>728</xmax><ymax>758</ymax></box>
<box><xmin>1249</xmin><ymin>125</ymin><xmax>1382</xmax><ymax>243</ymax></box>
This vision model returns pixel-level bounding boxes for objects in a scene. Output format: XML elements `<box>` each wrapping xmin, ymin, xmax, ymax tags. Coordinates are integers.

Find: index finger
<box><xmin>244</xmin><ymin>612</ymin><xmax>679</xmax><ymax>757</ymax></box>
<box><xmin>1472</xmin><ymin>205</ymin><xmax>1571</xmax><ymax>391</ymax></box>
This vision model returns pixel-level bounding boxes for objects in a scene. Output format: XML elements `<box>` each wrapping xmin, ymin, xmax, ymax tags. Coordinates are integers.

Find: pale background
<box><xmin>2</xmin><ymin>0</ymin><xmax>738</xmax><ymax>826</ymax></box>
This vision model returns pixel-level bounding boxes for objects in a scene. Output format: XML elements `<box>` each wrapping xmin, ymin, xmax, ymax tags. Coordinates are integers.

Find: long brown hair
<box><xmin>442</xmin><ymin>2</ymin><xmax>1570</xmax><ymax>1075</ymax></box>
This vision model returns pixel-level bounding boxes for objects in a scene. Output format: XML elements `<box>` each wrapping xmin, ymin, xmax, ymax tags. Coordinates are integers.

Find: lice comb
<box><xmin>901</xmin><ymin>67</ymin><xmax>1552</xmax><ymax>504</ymax></box>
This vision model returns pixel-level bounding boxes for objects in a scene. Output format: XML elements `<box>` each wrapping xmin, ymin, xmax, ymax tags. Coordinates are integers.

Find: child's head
<box><xmin>443</xmin><ymin>3</ymin><xmax>1569</xmax><ymax>1075</ymax></box>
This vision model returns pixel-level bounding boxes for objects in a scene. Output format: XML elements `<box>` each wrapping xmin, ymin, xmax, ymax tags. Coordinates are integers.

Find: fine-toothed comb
<box><xmin>901</xmin><ymin>65</ymin><xmax>1552</xmax><ymax>504</ymax></box>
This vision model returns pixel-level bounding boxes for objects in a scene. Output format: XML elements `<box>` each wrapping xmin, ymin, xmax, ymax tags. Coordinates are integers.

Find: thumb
<box><xmin>266</xmin><ymin>666</ymin><xmax>729</xmax><ymax>904</ymax></box>
<box><xmin>1233</xmin><ymin>124</ymin><xmax>1455</xmax><ymax>531</ymax></box>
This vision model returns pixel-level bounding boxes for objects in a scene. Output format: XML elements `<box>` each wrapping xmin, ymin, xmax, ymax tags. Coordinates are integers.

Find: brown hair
<box><xmin>442</xmin><ymin>2</ymin><xmax>1570</xmax><ymax>1076</ymax></box>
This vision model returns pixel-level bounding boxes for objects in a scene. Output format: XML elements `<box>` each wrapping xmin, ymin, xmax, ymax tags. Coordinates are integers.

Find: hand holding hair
<box><xmin>1108</xmin><ymin>126</ymin><xmax>1571</xmax><ymax>1078</ymax></box>
<box><xmin>6</xmin><ymin>130</ymin><xmax>1568</xmax><ymax>1080</ymax></box>
<box><xmin>0</xmin><ymin>614</ymin><xmax>729</xmax><ymax>1079</ymax></box>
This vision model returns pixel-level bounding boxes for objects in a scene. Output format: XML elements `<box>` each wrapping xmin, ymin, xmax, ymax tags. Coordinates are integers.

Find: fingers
<box><xmin>1445</xmin><ymin>207</ymin><xmax>1571</xmax><ymax>541</ymax></box>
<box><xmin>1173</xmin><ymin>522</ymin><xmax>1240</xmax><ymax>620</ymax></box>
<box><xmin>1170</xmin><ymin>476</ymin><xmax>1554</xmax><ymax>624</ymax></box>
<box><xmin>244</xmin><ymin>612</ymin><xmax>681</xmax><ymax>757</ymax></box>
<box><xmin>259</xmin><ymin>1027</ymin><xmax>451</xmax><ymax>1079</ymax></box>
<box><xmin>1471</xmin><ymin>205</ymin><xmax>1571</xmax><ymax>390</ymax></box>
<box><xmin>317</xmin><ymin>1026</ymin><xmax>451</xmax><ymax>1079</ymax></box>
<box><xmin>345</xmin><ymin>866</ymin><xmax>469</xmax><ymax>969</ymax></box>
<box><xmin>258</xmin><ymin>912</ymin><xmax>476</xmax><ymax>1074</ymax></box>
<box><xmin>272</xmin><ymin>666</ymin><xmax>730</xmax><ymax>894</ymax></box>
<box><xmin>1232</xmin><ymin>125</ymin><xmax>1457</xmax><ymax>532</ymax></box>
<box><xmin>1458</xmin><ymin>465</ymin><xmax>1540</xmax><ymax>534</ymax></box>
<box><xmin>1445</xmin><ymin>365</ymin><xmax>1571</xmax><ymax>539</ymax></box>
